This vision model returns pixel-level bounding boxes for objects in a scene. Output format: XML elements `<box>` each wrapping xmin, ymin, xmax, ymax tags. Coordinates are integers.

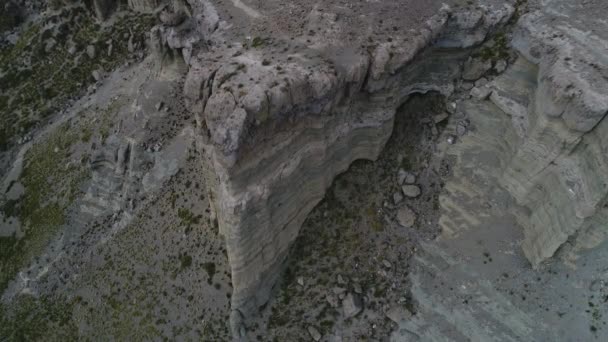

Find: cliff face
<box><xmin>179</xmin><ymin>0</ymin><xmax>516</xmax><ymax>333</ymax></box>
<box><xmin>503</xmin><ymin>3</ymin><xmax>608</xmax><ymax>266</ymax></box>
<box><xmin>180</xmin><ymin>0</ymin><xmax>608</xmax><ymax>335</ymax></box>
<box><xmin>1</xmin><ymin>0</ymin><xmax>607</xmax><ymax>339</ymax></box>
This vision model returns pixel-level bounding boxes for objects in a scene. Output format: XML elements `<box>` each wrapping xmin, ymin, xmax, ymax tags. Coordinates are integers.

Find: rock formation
<box><xmin>1</xmin><ymin>0</ymin><xmax>607</xmax><ymax>339</ymax></box>
<box><xmin>499</xmin><ymin>4</ymin><xmax>608</xmax><ymax>266</ymax></box>
<box><xmin>177</xmin><ymin>0</ymin><xmax>608</xmax><ymax>335</ymax></box>
<box><xmin>178</xmin><ymin>0</ymin><xmax>516</xmax><ymax>334</ymax></box>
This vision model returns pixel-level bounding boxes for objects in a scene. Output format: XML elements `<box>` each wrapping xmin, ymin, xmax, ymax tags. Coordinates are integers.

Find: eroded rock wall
<box><xmin>177</xmin><ymin>0</ymin><xmax>607</xmax><ymax>336</ymax></box>
<box><xmin>499</xmin><ymin>7</ymin><xmax>608</xmax><ymax>266</ymax></box>
<box><xmin>181</xmin><ymin>2</ymin><xmax>515</xmax><ymax>334</ymax></box>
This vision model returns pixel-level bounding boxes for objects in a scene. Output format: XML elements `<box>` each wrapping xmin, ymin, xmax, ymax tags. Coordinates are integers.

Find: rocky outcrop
<box><xmin>180</xmin><ymin>1</ymin><xmax>515</xmax><ymax>334</ymax></box>
<box><xmin>435</xmin><ymin>0</ymin><xmax>608</xmax><ymax>268</ymax></box>
<box><xmin>500</xmin><ymin>4</ymin><xmax>608</xmax><ymax>266</ymax></box>
<box><xmin>154</xmin><ymin>0</ymin><xmax>608</xmax><ymax>336</ymax></box>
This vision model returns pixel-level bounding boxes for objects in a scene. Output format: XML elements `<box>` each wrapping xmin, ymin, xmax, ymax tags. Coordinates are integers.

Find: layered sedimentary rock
<box><xmin>435</xmin><ymin>0</ymin><xmax>608</xmax><ymax>269</ymax></box>
<box><xmin>178</xmin><ymin>0</ymin><xmax>516</xmax><ymax>334</ymax></box>
<box><xmin>501</xmin><ymin>2</ymin><xmax>608</xmax><ymax>266</ymax></box>
<box><xmin>150</xmin><ymin>0</ymin><xmax>608</xmax><ymax>336</ymax></box>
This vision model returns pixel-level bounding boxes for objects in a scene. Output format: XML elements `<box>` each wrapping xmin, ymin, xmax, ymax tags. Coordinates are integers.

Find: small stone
<box><xmin>44</xmin><ymin>38</ymin><xmax>57</xmax><ymax>53</ymax></box>
<box><xmin>92</xmin><ymin>70</ymin><xmax>101</xmax><ymax>81</ymax></box>
<box><xmin>308</xmin><ymin>326</ymin><xmax>322</xmax><ymax>341</ymax></box>
<box><xmin>470</xmin><ymin>86</ymin><xmax>491</xmax><ymax>100</ymax></box>
<box><xmin>152</xmin><ymin>142</ymin><xmax>163</xmax><ymax>152</ymax></box>
<box><xmin>460</xmin><ymin>82</ymin><xmax>474</xmax><ymax>91</ymax></box>
<box><xmin>337</xmin><ymin>274</ymin><xmax>347</xmax><ymax>285</ymax></box>
<box><xmin>462</xmin><ymin>57</ymin><xmax>492</xmax><ymax>81</ymax></box>
<box><xmin>68</xmin><ymin>45</ymin><xmax>77</xmax><ymax>55</ymax></box>
<box><xmin>446</xmin><ymin>102</ymin><xmax>457</xmax><ymax>114</ymax></box>
<box><xmin>353</xmin><ymin>283</ymin><xmax>363</xmax><ymax>294</ymax></box>
<box><xmin>385</xmin><ymin>305</ymin><xmax>413</xmax><ymax>324</ymax></box>
<box><xmin>155</xmin><ymin>101</ymin><xmax>164</xmax><ymax>111</ymax></box>
<box><xmin>431</xmin><ymin>125</ymin><xmax>439</xmax><ymax>137</ymax></box>
<box><xmin>398</xmin><ymin>169</ymin><xmax>416</xmax><ymax>185</ymax></box>
<box><xmin>397</xmin><ymin>169</ymin><xmax>407</xmax><ymax>185</ymax></box>
<box><xmin>297</xmin><ymin>276</ymin><xmax>304</xmax><ymax>287</ymax></box>
<box><xmin>433</xmin><ymin>112</ymin><xmax>449</xmax><ymax>124</ymax></box>
<box><xmin>382</xmin><ymin>260</ymin><xmax>392</xmax><ymax>268</ymax></box>
<box><xmin>326</xmin><ymin>294</ymin><xmax>339</xmax><ymax>308</ymax></box>
<box><xmin>53</xmin><ymin>146</ymin><xmax>59</xmax><ymax>153</ymax></box>
<box><xmin>393</xmin><ymin>192</ymin><xmax>404</xmax><ymax>205</ymax></box>
<box><xmin>333</xmin><ymin>286</ymin><xmax>346</xmax><ymax>295</ymax></box>
<box><xmin>128</xmin><ymin>35</ymin><xmax>135</xmax><ymax>53</ymax></box>
<box><xmin>456</xmin><ymin>123</ymin><xmax>468</xmax><ymax>136</ymax></box>
<box><xmin>343</xmin><ymin>293</ymin><xmax>363</xmax><ymax>318</ymax></box>
<box><xmin>401</xmin><ymin>185</ymin><xmax>421</xmax><ymax>198</ymax></box>
<box><xmin>86</xmin><ymin>45</ymin><xmax>96</xmax><ymax>59</ymax></box>
<box><xmin>474</xmin><ymin>77</ymin><xmax>488</xmax><ymax>87</ymax></box>
<box><xmin>494</xmin><ymin>59</ymin><xmax>508</xmax><ymax>73</ymax></box>
<box><xmin>397</xmin><ymin>205</ymin><xmax>416</xmax><ymax>228</ymax></box>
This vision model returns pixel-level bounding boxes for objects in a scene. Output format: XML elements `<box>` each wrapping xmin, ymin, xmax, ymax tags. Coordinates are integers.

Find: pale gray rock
<box><xmin>385</xmin><ymin>305</ymin><xmax>413</xmax><ymax>324</ymax></box>
<box><xmin>447</xmin><ymin>135</ymin><xmax>456</xmax><ymax>144</ymax></box>
<box><xmin>397</xmin><ymin>169</ymin><xmax>407</xmax><ymax>185</ymax></box>
<box><xmin>92</xmin><ymin>70</ymin><xmax>101</xmax><ymax>82</ymax></box>
<box><xmin>333</xmin><ymin>286</ymin><xmax>346</xmax><ymax>295</ymax></box>
<box><xmin>326</xmin><ymin>294</ymin><xmax>339</xmax><ymax>308</ymax></box>
<box><xmin>474</xmin><ymin>77</ymin><xmax>488</xmax><ymax>87</ymax></box>
<box><xmin>86</xmin><ymin>45</ymin><xmax>96</xmax><ymax>59</ymax></box>
<box><xmin>494</xmin><ymin>59</ymin><xmax>508</xmax><ymax>73</ymax></box>
<box><xmin>402</xmin><ymin>185</ymin><xmax>421</xmax><ymax>198</ymax></box>
<box><xmin>398</xmin><ymin>169</ymin><xmax>416</xmax><ymax>185</ymax></box>
<box><xmin>446</xmin><ymin>102</ymin><xmax>457</xmax><ymax>114</ymax></box>
<box><xmin>470</xmin><ymin>86</ymin><xmax>492</xmax><ymax>100</ymax></box>
<box><xmin>460</xmin><ymin>82</ymin><xmax>475</xmax><ymax>91</ymax></box>
<box><xmin>308</xmin><ymin>326</ymin><xmax>322</xmax><ymax>341</ymax></box>
<box><xmin>462</xmin><ymin>57</ymin><xmax>492</xmax><ymax>81</ymax></box>
<box><xmin>433</xmin><ymin>113</ymin><xmax>449</xmax><ymax>124</ymax></box>
<box><xmin>127</xmin><ymin>34</ymin><xmax>135</xmax><ymax>53</ymax></box>
<box><xmin>456</xmin><ymin>123</ymin><xmax>468</xmax><ymax>136</ymax></box>
<box><xmin>343</xmin><ymin>293</ymin><xmax>363</xmax><ymax>318</ymax></box>
<box><xmin>397</xmin><ymin>206</ymin><xmax>416</xmax><ymax>228</ymax></box>
<box><xmin>393</xmin><ymin>192</ymin><xmax>404</xmax><ymax>205</ymax></box>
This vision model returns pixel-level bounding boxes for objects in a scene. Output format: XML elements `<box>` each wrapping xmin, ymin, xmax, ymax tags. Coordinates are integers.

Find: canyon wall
<box><xmin>179</xmin><ymin>1</ymin><xmax>515</xmax><ymax>335</ymax></box>
<box><xmin>504</xmin><ymin>5</ymin><xmax>608</xmax><ymax>266</ymax></box>
<box><xmin>155</xmin><ymin>0</ymin><xmax>607</xmax><ymax>336</ymax></box>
